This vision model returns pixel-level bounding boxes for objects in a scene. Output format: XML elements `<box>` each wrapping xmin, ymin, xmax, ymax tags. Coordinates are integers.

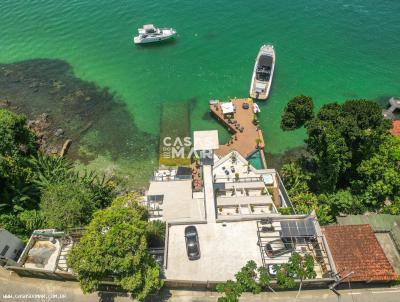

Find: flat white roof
<box><xmin>165</xmin><ymin>221</ymin><xmax>263</xmax><ymax>282</ymax></box>
<box><xmin>147</xmin><ymin>180</ymin><xmax>205</xmax><ymax>222</ymax></box>
<box><xmin>193</xmin><ymin>130</ymin><xmax>219</xmax><ymax>151</ymax></box>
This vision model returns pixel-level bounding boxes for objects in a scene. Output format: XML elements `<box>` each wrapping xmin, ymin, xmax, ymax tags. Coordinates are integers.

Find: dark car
<box><xmin>184</xmin><ymin>226</ymin><xmax>200</xmax><ymax>260</ymax></box>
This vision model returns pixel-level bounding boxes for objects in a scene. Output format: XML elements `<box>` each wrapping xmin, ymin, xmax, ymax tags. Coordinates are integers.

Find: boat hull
<box><xmin>134</xmin><ymin>28</ymin><xmax>176</xmax><ymax>44</ymax></box>
<box><xmin>249</xmin><ymin>44</ymin><xmax>275</xmax><ymax>100</ymax></box>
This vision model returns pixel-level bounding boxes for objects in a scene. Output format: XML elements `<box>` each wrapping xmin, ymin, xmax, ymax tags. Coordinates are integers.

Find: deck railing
<box><xmin>214</xmin><ymin>176</ymin><xmax>263</xmax><ymax>183</ymax></box>
<box><xmin>151</xmin><ymin>175</ymin><xmax>192</xmax><ymax>182</ymax></box>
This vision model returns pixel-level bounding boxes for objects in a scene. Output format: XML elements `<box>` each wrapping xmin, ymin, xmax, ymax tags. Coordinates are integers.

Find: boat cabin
<box><xmin>143</xmin><ymin>24</ymin><xmax>157</xmax><ymax>33</ymax></box>
<box><xmin>256</xmin><ymin>55</ymin><xmax>272</xmax><ymax>81</ymax></box>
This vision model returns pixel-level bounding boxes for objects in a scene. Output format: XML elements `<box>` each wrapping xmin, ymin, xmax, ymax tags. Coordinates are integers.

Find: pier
<box><xmin>209</xmin><ymin>98</ymin><xmax>266</xmax><ymax>162</ymax></box>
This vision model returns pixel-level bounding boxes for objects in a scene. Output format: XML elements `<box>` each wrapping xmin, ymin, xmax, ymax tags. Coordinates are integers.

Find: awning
<box><xmin>221</xmin><ymin>102</ymin><xmax>234</xmax><ymax>114</ymax></box>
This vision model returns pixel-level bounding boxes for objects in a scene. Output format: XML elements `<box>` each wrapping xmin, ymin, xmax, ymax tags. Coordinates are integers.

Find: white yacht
<box><xmin>133</xmin><ymin>24</ymin><xmax>176</xmax><ymax>44</ymax></box>
<box><xmin>249</xmin><ymin>44</ymin><xmax>275</xmax><ymax>100</ymax></box>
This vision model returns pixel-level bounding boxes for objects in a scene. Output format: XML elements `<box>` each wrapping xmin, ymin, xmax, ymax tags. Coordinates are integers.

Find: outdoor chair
<box><xmin>260</xmin><ymin>218</ymin><xmax>273</xmax><ymax>225</ymax></box>
<box><xmin>261</xmin><ymin>226</ymin><xmax>274</xmax><ymax>232</ymax></box>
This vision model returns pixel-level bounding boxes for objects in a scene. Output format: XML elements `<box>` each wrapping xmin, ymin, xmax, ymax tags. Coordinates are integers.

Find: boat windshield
<box><xmin>256</xmin><ymin>68</ymin><xmax>271</xmax><ymax>81</ymax></box>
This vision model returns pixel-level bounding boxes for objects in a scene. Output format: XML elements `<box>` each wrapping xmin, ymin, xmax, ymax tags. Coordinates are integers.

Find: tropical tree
<box><xmin>280</xmin><ymin>161</ymin><xmax>318</xmax><ymax>215</ymax></box>
<box><xmin>73</xmin><ymin>170</ymin><xmax>116</xmax><ymax>208</ymax></box>
<box><xmin>305</xmin><ymin>100</ymin><xmax>391</xmax><ymax>191</ymax></box>
<box><xmin>147</xmin><ymin>220</ymin><xmax>166</xmax><ymax>248</ymax></box>
<box><xmin>318</xmin><ymin>190</ymin><xmax>365</xmax><ymax>218</ymax></box>
<box><xmin>30</xmin><ymin>153</ymin><xmax>73</xmax><ymax>189</ymax></box>
<box><xmin>274</xmin><ymin>252</ymin><xmax>316</xmax><ymax>298</ymax></box>
<box><xmin>67</xmin><ymin>194</ymin><xmax>163</xmax><ymax>301</ymax></box>
<box><xmin>17</xmin><ymin>209</ymin><xmax>44</xmax><ymax>234</ymax></box>
<box><xmin>216</xmin><ymin>280</ymin><xmax>242</xmax><ymax>302</ymax></box>
<box><xmin>0</xmin><ymin>109</ymin><xmax>38</xmax><ymax>213</ymax></box>
<box><xmin>352</xmin><ymin>135</ymin><xmax>400</xmax><ymax>208</ymax></box>
<box><xmin>217</xmin><ymin>260</ymin><xmax>271</xmax><ymax>302</ymax></box>
<box><xmin>40</xmin><ymin>180</ymin><xmax>97</xmax><ymax>230</ymax></box>
<box><xmin>281</xmin><ymin>95</ymin><xmax>314</xmax><ymax>131</ymax></box>
<box><xmin>280</xmin><ymin>161</ymin><xmax>311</xmax><ymax>196</ymax></box>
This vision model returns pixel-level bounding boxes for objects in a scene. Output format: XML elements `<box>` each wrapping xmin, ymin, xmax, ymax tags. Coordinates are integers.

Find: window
<box><xmin>1</xmin><ymin>245</ymin><xmax>10</xmax><ymax>256</ymax></box>
<box><xmin>147</xmin><ymin>195</ymin><xmax>164</xmax><ymax>203</ymax></box>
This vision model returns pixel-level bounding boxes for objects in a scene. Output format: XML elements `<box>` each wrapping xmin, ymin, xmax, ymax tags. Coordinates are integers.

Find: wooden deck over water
<box><xmin>210</xmin><ymin>98</ymin><xmax>265</xmax><ymax>159</ymax></box>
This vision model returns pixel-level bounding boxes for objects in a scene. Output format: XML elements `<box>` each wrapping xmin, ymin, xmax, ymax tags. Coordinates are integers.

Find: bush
<box><xmin>40</xmin><ymin>180</ymin><xmax>97</xmax><ymax>230</ymax></box>
<box><xmin>147</xmin><ymin>220</ymin><xmax>166</xmax><ymax>248</ymax></box>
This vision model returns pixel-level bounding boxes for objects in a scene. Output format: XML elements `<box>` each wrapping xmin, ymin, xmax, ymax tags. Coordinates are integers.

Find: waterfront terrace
<box><xmin>210</xmin><ymin>98</ymin><xmax>266</xmax><ymax>160</ymax></box>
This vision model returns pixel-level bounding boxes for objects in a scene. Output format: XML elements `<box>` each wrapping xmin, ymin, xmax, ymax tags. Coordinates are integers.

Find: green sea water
<box><xmin>1</xmin><ymin>0</ymin><xmax>399</xmax><ymax>186</ymax></box>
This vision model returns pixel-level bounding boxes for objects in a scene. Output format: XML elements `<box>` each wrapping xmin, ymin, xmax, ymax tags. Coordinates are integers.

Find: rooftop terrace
<box><xmin>164</xmin><ymin>216</ymin><xmax>332</xmax><ymax>282</ymax></box>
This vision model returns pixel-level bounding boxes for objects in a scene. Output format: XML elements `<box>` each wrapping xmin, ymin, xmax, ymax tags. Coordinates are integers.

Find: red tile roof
<box><xmin>391</xmin><ymin>120</ymin><xmax>400</xmax><ymax>136</ymax></box>
<box><xmin>322</xmin><ymin>224</ymin><xmax>397</xmax><ymax>282</ymax></box>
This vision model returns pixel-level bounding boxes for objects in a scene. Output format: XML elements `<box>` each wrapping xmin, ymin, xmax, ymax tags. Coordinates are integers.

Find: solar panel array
<box><xmin>280</xmin><ymin>218</ymin><xmax>316</xmax><ymax>238</ymax></box>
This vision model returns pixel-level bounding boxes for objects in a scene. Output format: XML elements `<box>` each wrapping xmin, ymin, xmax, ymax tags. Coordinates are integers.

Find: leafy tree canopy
<box><xmin>305</xmin><ymin>99</ymin><xmax>391</xmax><ymax>192</ymax></box>
<box><xmin>67</xmin><ymin>193</ymin><xmax>163</xmax><ymax>301</ymax></box>
<box><xmin>0</xmin><ymin>109</ymin><xmax>36</xmax><ymax>158</ymax></box>
<box><xmin>279</xmin><ymin>98</ymin><xmax>399</xmax><ymax>223</ymax></box>
<box><xmin>352</xmin><ymin>135</ymin><xmax>400</xmax><ymax>208</ymax></box>
<box><xmin>217</xmin><ymin>260</ymin><xmax>270</xmax><ymax>302</ymax></box>
<box><xmin>0</xmin><ymin>109</ymin><xmax>116</xmax><ymax>239</ymax></box>
<box><xmin>0</xmin><ymin>109</ymin><xmax>38</xmax><ymax>215</ymax></box>
<box><xmin>40</xmin><ymin>180</ymin><xmax>97</xmax><ymax>230</ymax></box>
<box><xmin>281</xmin><ymin>95</ymin><xmax>314</xmax><ymax>131</ymax></box>
<box><xmin>274</xmin><ymin>252</ymin><xmax>316</xmax><ymax>294</ymax></box>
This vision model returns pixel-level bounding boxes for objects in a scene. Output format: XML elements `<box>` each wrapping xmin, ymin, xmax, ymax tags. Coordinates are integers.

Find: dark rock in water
<box><xmin>0</xmin><ymin>98</ymin><xmax>10</xmax><ymax>108</ymax></box>
<box><xmin>0</xmin><ymin>59</ymin><xmax>157</xmax><ymax>172</ymax></box>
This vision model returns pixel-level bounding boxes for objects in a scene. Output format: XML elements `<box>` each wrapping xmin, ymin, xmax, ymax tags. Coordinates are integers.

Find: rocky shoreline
<box><xmin>0</xmin><ymin>59</ymin><xmax>158</xmax><ymax>187</ymax></box>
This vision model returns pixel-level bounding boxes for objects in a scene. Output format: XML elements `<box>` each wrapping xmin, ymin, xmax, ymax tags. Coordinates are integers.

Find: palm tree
<box><xmin>30</xmin><ymin>153</ymin><xmax>73</xmax><ymax>189</ymax></box>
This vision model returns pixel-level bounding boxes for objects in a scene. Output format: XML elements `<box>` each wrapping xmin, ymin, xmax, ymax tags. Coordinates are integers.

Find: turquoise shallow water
<box><xmin>1</xmin><ymin>0</ymin><xmax>399</xmax><ymax>185</ymax></box>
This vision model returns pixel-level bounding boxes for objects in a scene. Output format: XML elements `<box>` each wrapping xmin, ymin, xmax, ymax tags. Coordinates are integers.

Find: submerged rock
<box><xmin>0</xmin><ymin>59</ymin><xmax>158</xmax><ymax>187</ymax></box>
<box><xmin>54</xmin><ymin>128</ymin><xmax>64</xmax><ymax>137</ymax></box>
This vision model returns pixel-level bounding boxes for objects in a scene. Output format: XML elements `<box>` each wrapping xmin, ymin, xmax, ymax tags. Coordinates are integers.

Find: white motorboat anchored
<box><xmin>249</xmin><ymin>44</ymin><xmax>275</xmax><ymax>100</ymax></box>
<box><xmin>133</xmin><ymin>24</ymin><xmax>176</xmax><ymax>44</ymax></box>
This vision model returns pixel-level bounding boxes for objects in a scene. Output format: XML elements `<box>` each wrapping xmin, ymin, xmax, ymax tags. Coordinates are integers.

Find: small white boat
<box><xmin>133</xmin><ymin>24</ymin><xmax>176</xmax><ymax>44</ymax></box>
<box><xmin>249</xmin><ymin>44</ymin><xmax>275</xmax><ymax>100</ymax></box>
<box><xmin>253</xmin><ymin>103</ymin><xmax>261</xmax><ymax>114</ymax></box>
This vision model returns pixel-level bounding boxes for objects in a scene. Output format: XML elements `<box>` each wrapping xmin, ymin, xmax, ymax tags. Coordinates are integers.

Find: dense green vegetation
<box><xmin>67</xmin><ymin>193</ymin><xmax>163</xmax><ymax>300</ymax></box>
<box><xmin>1</xmin><ymin>109</ymin><xmax>164</xmax><ymax>299</ymax></box>
<box><xmin>0</xmin><ymin>109</ymin><xmax>116</xmax><ymax>240</ymax></box>
<box><xmin>280</xmin><ymin>98</ymin><xmax>399</xmax><ymax>222</ymax></box>
<box><xmin>281</xmin><ymin>95</ymin><xmax>314</xmax><ymax>131</ymax></box>
<box><xmin>217</xmin><ymin>253</ymin><xmax>316</xmax><ymax>302</ymax></box>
